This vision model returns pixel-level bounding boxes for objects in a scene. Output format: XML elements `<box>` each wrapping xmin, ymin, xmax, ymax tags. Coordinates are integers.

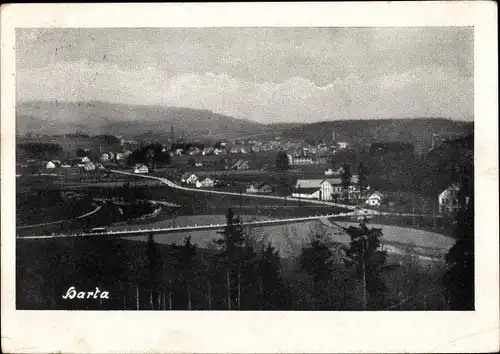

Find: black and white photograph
<box><xmin>2</xmin><ymin>2</ymin><xmax>498</xmax><ymax>353</ymax></box>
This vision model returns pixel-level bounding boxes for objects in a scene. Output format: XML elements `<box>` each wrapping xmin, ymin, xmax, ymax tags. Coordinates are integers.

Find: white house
<box><xmin>116</xmin><ymin>151</ymin><xmax>131</xmax><ymax>161</ymax></box>
<box><xmin>45</xmin><ymin>161</ymin><xmax>57</xmax><ymax>169</ymax></box>
<box><xmin>84</xmin><ymin>162</ymin><xmax>96</xmax><ymax>171</ymax></box>
<box><xmin>189</xmin><ymin>147</ymin><xmax>201</xmax><ymax>156</ymax></box>
<box><xmin>292</xmin><ymin>177</ymin><xmax>358</xmax><ymax>201</ymax></box>
<box><xmin>181</xmin><ymin>173</ymin><xmax>198</xmax><ymax>184</ymax></box>
<box><xmin>337</xmin><ymin>142</ymin><xmax>349</xmax><ymax>149</ymax></box>
<box><xmin>196</xmin><ymin>177</ymin><xmax>214</xmax><ymax>188</ymax></box>
<box><xmin>134</xmin><ymin>164</ymin><xmax>149</xmax><ymax>174</ymax></box>
<box><xmin>439</xmin><ymin>184</ymin><xmax>461</xmax><ymax>214</ymax></box>
<box><xmin>101</xmin><ymin>153</ymin><xmax>110</xmax><ymax>161</ymax></box>
<box><xmin>365</xmin><ymin>191</ymin><xmax>384</xmax><ymax>207</ymax></box>
<box><xmin>202</xmin><ymin>147</ymin><xmax>214</xmax><ymax>156</ymax></box>
<box><xmin>292</xmin><ymin>179</ymin><xmax>337</xmax><ymax>200</ymax></box>
<box><xmin>214</xmin><ymin>148</ymin><xmax>227</xmax><ymax>155</ymax></box>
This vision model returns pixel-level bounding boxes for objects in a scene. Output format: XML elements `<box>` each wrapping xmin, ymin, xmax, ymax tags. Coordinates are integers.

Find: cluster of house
<box><xmin>245</xmin><ymin>182</ymin><xmax>274</xmax><ymax>194</ymax></box>
<box><xmin>180</xmin><ymin>173</ymin><xmax>217</xmax><ymax>188</ymax></box>
<box><xmin>290</xmin><ymin>156</ymin><xmax>328</xmax><ymax>166</ymax></box>
<box><xmin>179</xmin><ymin>172</ymin><xmax>275</xmax><ymax>194</ymax></box>
<box><xmin>101</xmin><ymin>151</ymin><xmax>132</xmax><ymax>162</ymax></box>
<box><xmin>34</xmin><ymin>157</ymin><xmax>98</xmax><ymax>171</ymax></box>
<box><xmin>185</xmin><ymin>157</ymin><xmax>251</xmax><ymax>171</ymax></box>
<box><xmin>324</xmin><ymin>166</ymin><xmax>345</xmax><ymax>176</ymax></box>
<box><xmin>291</xmin><ymin>175</ymin><xmax>384</xmax><ymax>206</ymax></box>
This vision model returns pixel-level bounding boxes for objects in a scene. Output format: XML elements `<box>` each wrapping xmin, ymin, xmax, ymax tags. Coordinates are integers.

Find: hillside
<box><xmin>281</xmin><ymin>118</ymin><xmax>474</xmax><ymax>153</ymax></box>
<box><xmin>16</xmin><ymin>101</ymin><xmax>269</xmax><ymax>139</ymax></box>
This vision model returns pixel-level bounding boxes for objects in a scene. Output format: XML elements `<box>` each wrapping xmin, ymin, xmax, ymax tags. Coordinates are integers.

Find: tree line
<box><xmin>127</xmin><ymin>143</ymin><xmax>171</xmax><ymax>168</ymax></box>
<box><xmin>140</xmin><ymin>208</ymin><xmax>393</xmax><ymax>310</ymax></box>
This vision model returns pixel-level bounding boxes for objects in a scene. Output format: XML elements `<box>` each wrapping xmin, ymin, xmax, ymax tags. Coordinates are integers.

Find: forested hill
<box><xmin>281</xmin><ymin>118</ymin><xmax>474</xmax><ymax>153</ymax></box>
<box><xmin>16</xmin><ymin>101</ymin><xmax>269</xmax><ymax>139</ymax></box>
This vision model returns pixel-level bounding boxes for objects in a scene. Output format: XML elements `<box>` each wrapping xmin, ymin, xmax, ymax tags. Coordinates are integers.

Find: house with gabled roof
<box><xmin>196</xmin><ymin>177</ymin><xmax>214</xmax><ymax>188</ymax></box>
<box><xmin>202</xmin><ymin>147</ymin><xmax>214</xmax><ymax>156</ymax></box>
<box><xmin>231</xmin><ymin>159</ymin><xmax>250</xmax><ymax>170</ymax></box>
<box><xmin>181</xmin><ymin>172</ymin><xmax>198</xmax><ymax>184</ymax></box>
<box><xmin>133</xmin><ymin>164</ymin><xmax>149</xmax><ymax>174</ymax></box>
<box><xmin>246</xmin><ymin>181</ymin><xmax>274</xmax><ymax>194</ymax></box>
<box><xmin>365</xmin><ymin>191</ymin><xmax>384</xmax><ymax>207</ymax></box>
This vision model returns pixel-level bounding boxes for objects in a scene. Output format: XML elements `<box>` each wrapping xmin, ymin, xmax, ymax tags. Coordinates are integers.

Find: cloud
<box><xmin>17</xmin><ymin>59</ymin><xmax>473</xmax><ymax>123</ymax></box>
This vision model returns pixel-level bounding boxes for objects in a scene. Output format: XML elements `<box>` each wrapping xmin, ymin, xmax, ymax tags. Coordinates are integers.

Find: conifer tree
<box><xmin>443</xmin><ymin>190</ymin><xmax>474</xmax><ymax>309</ymax></box>
<box><xmin>343</xmin><ymin>222</ymin><xmax>388</xmax><ymax>309</ymax></box>
<box><xmin>146</xmin><ymin>233</ymin><xmax>161</xmax><ymax>309</ymax></box>
<box><xmin>259</xmin><ymin>243</ymin><xmax>286</xmax><ymax>310</ymax></box>
<box><xmin>298</xmin><ymin>233</ymin><xmax>335</xmax><ymax>309</ymax></box>
<box><xmin>176</xmin><ymin>236</ymin><xmax>197</xmax><ymax>310</ymax></box>
<box><xmin>213</xmin><ymin>208</ymin><xmax>246</xmax><ymax>310</ymax></box>
<box><xmin>341</xmin><ymin>164</ymin><xmax>352</xmax><ymax>201</ymax></box>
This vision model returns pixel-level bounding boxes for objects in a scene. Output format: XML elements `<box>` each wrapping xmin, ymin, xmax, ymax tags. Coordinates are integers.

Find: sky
<box><xmin>16</xmin><ymin>27</ymin><xmax>474</xmax><ymax>123</ymax></box>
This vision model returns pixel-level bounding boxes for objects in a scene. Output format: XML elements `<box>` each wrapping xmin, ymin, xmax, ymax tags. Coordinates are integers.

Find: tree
<box><xmin>258</xmin><ymin>243</ymin><xmax>287</xmax><ymax>310</ymax></box>
<box><xmin>275</xmin><ymin>151</ymin><xmax>290</xmax><ymax>171</ymax></box>
<box><xmin>442</xmin><ymin>146</ymin><xmax>474</xmax><ymax>310</ymax></box>
<box><xmin>146</xmin><ymin>234</ymin><xmax>162</xmax><ymax>309</ymax></box>
<box><xmin>213</xmin><ymin>208</ymin><xmax>246</xmax><ymax>309</ymax></box>
<box><xmin>298</xmin><ymin>233</ymin><xmax>335</xmax><ymax>309</ymax></box>
<box><xmin>75</xmin><ymin>148</ymin><xmax>91</xmax><ymax>158</ymax></box>
<box><xmin>341</xmin><ymin>163</ymin><xmax>352</xmax><ymax>201</ymax></box>
<box><xmin>343</xmin><ymin>222</ymin><xmax>388</xmax><ymax>309</ymax></box>
<box><xmin>176</xmin><ymin>236</ymin><xmax>197</xmax><ymax>310</ymax></box>
<box><xmin>187</xmin><ymin>158</ymin><xmax>196</xmax><ymax>168</ymax></box>
<box><xmin>358</xmin><ymin>162</ymin><xmax>368</xmax><ymax>198</ymax></box>
<box><xmin>238</xmin><ymin>235</ymin><xmax>260</xmax><ymax>309</ymax></box>
<box><xmin>128</xmin><ymin>143</ymin><xmax>171</xmax><ymax>168</ymax></box>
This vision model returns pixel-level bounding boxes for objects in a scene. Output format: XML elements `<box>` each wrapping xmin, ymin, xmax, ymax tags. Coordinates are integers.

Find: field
<box><xmin>111</xmin><ymin>216</ymin><xmax>324</xmax><ymax>258</ymax></box>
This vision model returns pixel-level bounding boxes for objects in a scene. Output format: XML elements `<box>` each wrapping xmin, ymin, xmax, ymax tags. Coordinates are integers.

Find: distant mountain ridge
<box><xmin>280</xmin><ymin>118</ymin><xmax>474</xmax><ymax>153</ymax></box>
<box><xmin>17</xmin><ymin>101</ymin><xmax>473</xmax><ymax>153</ymax></box>
<box><xmin>16</xmin><ymin>101</ymin><xmax>269</xmax><ymax>139</ymax></box>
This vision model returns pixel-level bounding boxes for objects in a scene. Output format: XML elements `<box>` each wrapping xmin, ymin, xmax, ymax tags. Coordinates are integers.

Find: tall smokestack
<box><xmin>171</xmin><ymin>126</ymin><xmax>174</xmax><ymax>142</ymax></box>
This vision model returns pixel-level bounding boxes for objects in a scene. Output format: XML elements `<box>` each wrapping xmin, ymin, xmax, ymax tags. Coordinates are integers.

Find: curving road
<box><xmin>110</xmin><ymin>169</ymin><xmax>361</xmax><ymax>210</ymax></box>
<box><xmin>16</xmin><ymin>205</ymin><xmax>102</xmax><ymax>230</ymax></box>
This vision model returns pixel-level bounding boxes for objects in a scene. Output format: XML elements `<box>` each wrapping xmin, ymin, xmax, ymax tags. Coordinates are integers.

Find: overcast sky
<box><xmin>16</xmin><ymin>27</ymin><xmax>473</xmax><ymax>123</ymax></box>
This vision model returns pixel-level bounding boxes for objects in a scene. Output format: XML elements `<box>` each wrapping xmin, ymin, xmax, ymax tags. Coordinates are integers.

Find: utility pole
<box><xmin>169</xmin><ymin>279</ymin><xmax>172</xmax><ymax>310</ymax></box>
<box><xmin>361</xmin><ymin>233</ymin><xmax>367</xmax><ymax>310</ymax></box>
<box><xmin>298</xmin><ymin>184</ymin><xmax>302</xmax><ymax>208</ymax></box>
<box><xmin>259</xmin><ymin>279</ymin><xmax>263</xmax><ymax>310</ymax></box>
<box><xmin>227</xmin><ymin>269</ymin><xmax>231</xmax><ymax>310</ymax></box>
<box><xmin>208</xmin><ymin>281</ymin><xmax>212</xmax><ymax>310</ymax></box>
<box><xmin>412</xmin><ymin>193</ymin><xmax>416</xmax><ymax>226</ymax></box>
<box><xmin>237</xmin><ymin>270</ymin><xmax>241</xmax><ymax>310</ymax></box>
<box><xmin>433</xmin><ymin>202</ymin><xmax>437</xmax><ymax>227</ymax></box>
<box><xmin>136</xmin><ymin>286</ymin><xmax>140</xmax><ymax>310</ymax></box>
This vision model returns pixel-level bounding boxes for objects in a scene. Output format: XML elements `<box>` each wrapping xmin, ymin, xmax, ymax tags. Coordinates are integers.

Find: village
<box><xmin>16</xmin><ymin>125</ymin><xmax>467</xmax><ymax>217</ymax></box>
